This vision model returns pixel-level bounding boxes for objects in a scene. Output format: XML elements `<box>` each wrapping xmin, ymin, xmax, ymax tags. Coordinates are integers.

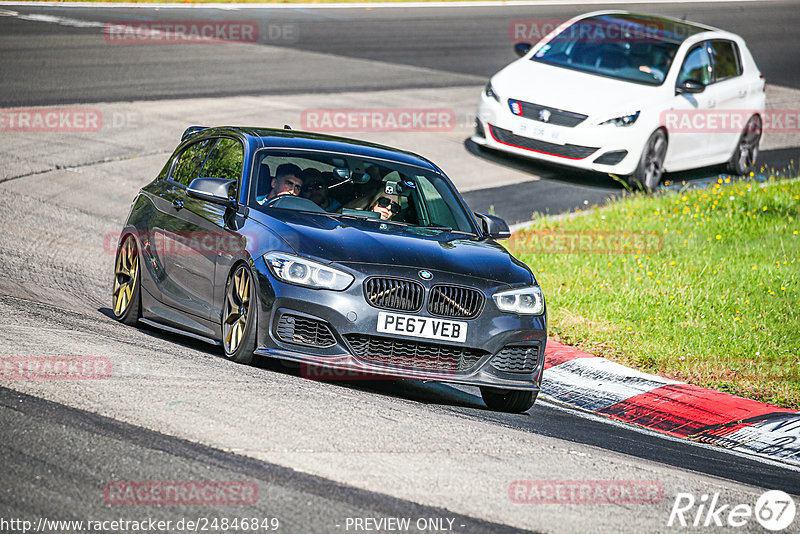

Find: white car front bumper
<box><xmin>472</xmin><ymin>92</ymin><xmax>652</xmax><ymax>176</ymax></box>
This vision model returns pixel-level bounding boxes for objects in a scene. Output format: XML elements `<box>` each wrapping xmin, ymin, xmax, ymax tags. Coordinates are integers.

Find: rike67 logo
<box><xmin>668</xmin><ymin>490</ymin><xmax>796</xmax><ymax>531</ymax></box>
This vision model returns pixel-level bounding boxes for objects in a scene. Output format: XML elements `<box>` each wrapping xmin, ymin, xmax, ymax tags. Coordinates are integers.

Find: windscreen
<box><xmin>249</xmin><ymin>150</ymin><xmax>476</xmax><ymax>234</ymax></box>
<box><xmin>531</xmin><ymin>15</ymin><xmax>687</xmax><ymax>85</ymax></box>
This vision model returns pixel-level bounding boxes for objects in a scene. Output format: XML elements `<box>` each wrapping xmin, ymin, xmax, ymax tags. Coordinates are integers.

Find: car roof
<box><xmin>183</xmin><ymin>126</ymin><xmax>441</xmax><ymax>173</ymax></box>
<box><xmin>574</xmin><ymin>11</ymin><xmax>722</xmax><ymax>45</ymax></box>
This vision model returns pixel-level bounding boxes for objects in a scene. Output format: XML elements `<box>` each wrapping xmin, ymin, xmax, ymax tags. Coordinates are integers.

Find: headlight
<box><xmin>493</xmin><ymin>286</ymin><xmax>545</xmax><ymax>315</ymax></box>
<box><xmin>484</xmin><ymin>82</ymin><xmax>500</xmax><ymax>102</ymax></box>
<box><xmin>264</xmin><ymin>252</ymin><xmax>353</xmax><ymax>291</ymax></box>
<box><xmin>600</xmin><ymin>111</ymin><xmax>640</xmax><ymax>127</ymax></box>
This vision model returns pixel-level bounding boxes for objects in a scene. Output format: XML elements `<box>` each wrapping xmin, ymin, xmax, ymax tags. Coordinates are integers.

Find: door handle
<box><xmin>172</xmin><ymin>198</ymin><xmax>184</xmax><ymax>211</ymax></box>
<box><xmin>738</xmin><ymin>89</ymin><xmax>747</xmax><ymax>98</ymax></box>
<box><xmin>707</xmin><ymin>99</ymin><xmax>716</xmax><ymax>108</ymax></box>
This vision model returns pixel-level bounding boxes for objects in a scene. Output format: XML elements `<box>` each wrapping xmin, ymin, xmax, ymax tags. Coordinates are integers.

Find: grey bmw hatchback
<box><xmin>112</xmin><ymin>126</ymin><xmax>546</xmax><ymax>412</ymax></box>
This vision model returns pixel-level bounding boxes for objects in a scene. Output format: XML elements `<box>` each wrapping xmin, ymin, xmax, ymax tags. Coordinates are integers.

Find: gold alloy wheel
<box><xmin>223</xmin><ymin>266</ymin><xmax>251</xmax><ymax>354</ymax></box>
<box><xmin>113</xmin><ymin>235</ymin><xmax>139</xmax><ymax>317</ymax></box>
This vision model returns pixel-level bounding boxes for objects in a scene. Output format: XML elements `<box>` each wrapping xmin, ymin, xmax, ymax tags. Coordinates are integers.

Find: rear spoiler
<box><xmin>182</xmin><ymin>126</ymin><xmax>208</xmax><ymax>141</ymax></box>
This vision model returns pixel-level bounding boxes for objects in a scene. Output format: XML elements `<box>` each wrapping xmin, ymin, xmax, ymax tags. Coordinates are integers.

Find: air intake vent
<box><xmin>276</xmin><ymin>314</ymin><xmax>336</xmax><ymax>348</ymax></box>
<box><xmin>491</xmin><ymin>345</ymin><xmax>540</xmax><ymax>373</ymax></box>
<box><xmin>428</xmin><ymin>285</ymin><xmax>484</xmax><ymax>319</ymax></box>
<box><xmin>364</xmin><ymin>277</ymin><xmax>424</xmax><ymax>312</ymax></box>
<box><xmin>345</xmin><ymin>334</ymin><xmax>486</xmax><ymax>373</ymax></box>
<box><xmin>488</xmin><ymin>125</ymin><xmax>599</xmax><ymax>160</ymax></box>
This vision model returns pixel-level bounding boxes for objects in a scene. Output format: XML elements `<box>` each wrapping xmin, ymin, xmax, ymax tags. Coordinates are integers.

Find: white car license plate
<box><xmin>376</xmin><ymin>312</ymin><xmax>467</xmax><ymax>343</ymax></box>
<box><xmin>512</xmin><ymin>118</ymin><xmax>565</xmax><ymax>145</ymax></box>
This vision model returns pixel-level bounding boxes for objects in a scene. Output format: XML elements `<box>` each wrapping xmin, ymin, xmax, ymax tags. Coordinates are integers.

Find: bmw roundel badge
<box><xmin>418</xmin><ymin>270</ymin><xmax>433</xmax><ymax>280</ymax></box>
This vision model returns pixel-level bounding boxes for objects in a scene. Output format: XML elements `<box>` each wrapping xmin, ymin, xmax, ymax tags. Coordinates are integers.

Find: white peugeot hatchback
<box><xmin>473</xmin><ymin>11</ymin><xmax>766</xmax><ymax>190</ymax></box>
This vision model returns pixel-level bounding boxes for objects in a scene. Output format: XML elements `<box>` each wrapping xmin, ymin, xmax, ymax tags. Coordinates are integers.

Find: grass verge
<box><xmin>509</xmin><ymin>176</ymin><xmax>800</xmax><ymax>409</ymax></box>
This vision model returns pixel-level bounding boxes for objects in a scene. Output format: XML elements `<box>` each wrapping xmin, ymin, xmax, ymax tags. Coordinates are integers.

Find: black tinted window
<box><xmin>202</xmin><ymin>138</ymin><xmax>244</xmax><ymax>182</ymax></box>
<box><xmin>678</xmin><ymin>45</ymin><xmax>711</xmax><ymax>85</ymax></box>
<box><xmin>710</xmin><ymin>40</ymin><xmax>741</xmax><ymax>81</ymax></box>
<box><xmin>171</xmin><ymin>139</ymin><xmax>213</xmax><ymax>186</ymax></box>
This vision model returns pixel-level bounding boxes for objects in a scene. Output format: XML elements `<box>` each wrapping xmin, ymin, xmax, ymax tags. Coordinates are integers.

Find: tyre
<box><xmin>480</xmin><ymin>387</ymin><xmax>537</xmax><ymax>413</ymax></box>
<box><xmin>222</xmin><ymin>264</ymin><xmax>257</xmax><ymax>364</ymax></box>
<box><xmin>725</xmin><ymin>115</ymin><xmax>762</xmax><ymax>176</ymax></box>
<box><xmin>626</xmin><ymin>129</ymin><xmax>668</xmax><ymax>192</ymax></box>
<box><xmin>112</xmin><ymin>234</ymin><xmax>141</xmax><ymax>326</ymax></box>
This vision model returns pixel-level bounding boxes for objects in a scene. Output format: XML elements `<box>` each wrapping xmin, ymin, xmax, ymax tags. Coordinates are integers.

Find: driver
<box><xmin>266</xmin><ymin>163</ymin><xmax>304</xmax><ymax>200</ymax></box>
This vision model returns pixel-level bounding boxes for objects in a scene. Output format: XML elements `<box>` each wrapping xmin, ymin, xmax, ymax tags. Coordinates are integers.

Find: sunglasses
<box><xmin>377</xmin><ymin>196</ymin><xmax>401</xmax><ymax>215</ymax></box>
<box><xmin>302</xmin><ymin>183</ymin><xmax>326</xmax><ymax>192</ymax></box>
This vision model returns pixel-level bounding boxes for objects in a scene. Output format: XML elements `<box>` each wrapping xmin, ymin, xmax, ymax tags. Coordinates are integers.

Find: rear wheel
<box><xmin>222</xmin><ymin>264</ymin><xmax>257</xmax><ymax>364</ymax></box>
<box><xmin>480</xmin><ymin>387</ymin><xmax>536</xmax><ymax>413</ymax></box>
<box><xmin>626</xmin><ymin>129</ymin><xmax>667</xmax><ymax>192</ymax></box>
<box><xmin>112</xmin><ymin>234</ymin><xmax>141</xmax><ymax>326</ymax></box>
<box><xmin>726</xmin><ymin>115</ymin><xmax>762</xmax><ymax>175</ymax></box>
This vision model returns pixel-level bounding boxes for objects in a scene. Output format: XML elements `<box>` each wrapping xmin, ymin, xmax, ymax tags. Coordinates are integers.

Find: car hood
<box><xmin>249</xmin><ymin>209</ymin><xmax>533</xmax><ymax>285</ymax></box>
<box><xmin>492</xmin><ymin>59</ymin><xmax>664</xmax><ymax>120</ymax></box>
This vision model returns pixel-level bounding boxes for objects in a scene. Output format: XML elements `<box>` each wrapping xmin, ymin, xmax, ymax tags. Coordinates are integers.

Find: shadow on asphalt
<box><xmin>462</xmin><ymin>140</ymin><xmax>800</xmax><ymax>224</ymax></box>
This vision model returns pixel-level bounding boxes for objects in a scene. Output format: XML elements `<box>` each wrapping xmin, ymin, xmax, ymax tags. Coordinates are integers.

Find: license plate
<box><xmin>376</xmin><ymin>312</ymin><xmax>468</xmax><ymax>343</ymax></box>
<box><xmin>512</xmin><ymin>118</ymin><xmax>565</xmax><ymax>145</ymax></box>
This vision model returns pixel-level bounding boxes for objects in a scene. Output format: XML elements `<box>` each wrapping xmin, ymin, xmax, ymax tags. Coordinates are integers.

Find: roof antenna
<box><xmin>284</xmin><ymin>124</ymin><xmax>292</xmax><ymax>130</ymax></box>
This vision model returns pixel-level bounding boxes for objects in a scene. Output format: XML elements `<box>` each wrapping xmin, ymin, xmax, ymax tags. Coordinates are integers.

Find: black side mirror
<box><xmin>675</xmin><ymin>79</ymin><xmax>705</xmax><ymax>95</ymax></box>
<box><xmin>474</xmin><ymin>212</ymin><xmax>511</xmax><ymax>240</ymax></box>
<box><xmin>187</xmin><ymin>177</ymin><xmax>238</xmax><ymax>209</ymax></box>
<box><xmin>514</xmin><ymin>43</ymin><xmax>533</xmax><ymax>58</ymax></box>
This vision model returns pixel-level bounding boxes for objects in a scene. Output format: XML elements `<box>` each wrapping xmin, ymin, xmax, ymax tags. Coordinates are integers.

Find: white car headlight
<box><xmin>265</xmin><ymin>252</ymin><xmax>353</xmax><ymax>291</ymax></box>
<box><xmin>484</xmin><ymin>82</ymin><xmax>500</xmax><ymax>102</ymax></box>
<box><xmin>600</xmin><ymin>111</ymin><xmax>640</xmax><ymax>127</ymax></box>
<box><xmin>493</xmin><ymin>286</ymin><xmax>545</xmax><ymax>315</ymax></box>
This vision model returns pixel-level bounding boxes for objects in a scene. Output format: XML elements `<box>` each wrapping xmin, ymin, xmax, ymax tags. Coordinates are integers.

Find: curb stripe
<box><xmin>542</xmin><ymin>338</ymin><xmax>799</xmax><ymax>467</ymax></box>
<box><xmin>597</xmin><ymin>384</ymin><xmax>796</xmax><ymax>437</ymax></box>
<box><xmin>542</xmin><ymin>340</ymin><xmax>594</xmax><ymax>369</ymax></box>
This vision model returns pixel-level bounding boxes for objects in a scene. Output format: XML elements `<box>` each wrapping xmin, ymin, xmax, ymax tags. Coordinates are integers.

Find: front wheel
<box><xmin>222</xmin><ymin>264</ymin><xmax>257</xmax><ymax>364</ymax></box>
<box><xmin>626</xmin><ymin>129</ymin><xmax>668</xmax><ymax>192</ymax></box>
<box><xmin>480</xmin><ymin>387</ymin><xmax>536</xmax><ymax>413</ymax></box>
<box><xmin>726</xmin><ymin>115</ymin><xmax>762</xmax><ymax>176</ymax></box>
<box><xmin>112</xmin><ymin>234</ymin><xmax>141</xmax><ymax>326</ymax></box>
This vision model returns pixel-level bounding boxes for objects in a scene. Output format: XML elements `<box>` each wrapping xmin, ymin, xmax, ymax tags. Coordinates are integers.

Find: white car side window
<box><xmin>678</xmin><ymin>45</ymin><xmax>712</xmax><ymax>85</ymax></box>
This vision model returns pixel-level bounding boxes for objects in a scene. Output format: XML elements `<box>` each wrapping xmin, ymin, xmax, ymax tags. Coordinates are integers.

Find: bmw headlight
<box><xmin>600</xmin><ymin>111</ymin><xmax>640</xmax><ymax>127</ymax></box>
<box><xmin>493</xmin><ymin>286</ymin><xmax>545</xmax><ymax>315</ymax></box>
<box><xmin>484</xmin><ymin>82</ymin><xmax>500</xmax><ymax>102</ymax></box>
<box><xmin>265</xmin><ymin>252</ymin><xmax>353</xmax><ymax>291</ymax></box>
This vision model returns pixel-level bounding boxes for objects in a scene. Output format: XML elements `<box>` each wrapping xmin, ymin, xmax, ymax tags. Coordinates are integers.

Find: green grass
<box><xmin>509</xmin><ymin>176</ymin><xmax>800</xmax><ymax>409</ymax></box>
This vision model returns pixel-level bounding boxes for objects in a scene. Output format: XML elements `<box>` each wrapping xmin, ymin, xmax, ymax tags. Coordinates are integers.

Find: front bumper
<box><xmin>473</xmin><ymin>92</ymin><xmax>649</xmax><ymax>176</ymax></box>
<box><xmin>252</xmin><ymin>258</ymin><xmax>547</xmax><ymax>391</ymax></box>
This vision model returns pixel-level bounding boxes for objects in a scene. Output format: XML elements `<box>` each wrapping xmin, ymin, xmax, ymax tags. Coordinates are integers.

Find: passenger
<box><xmin>301</xmin><ymin>168</ymin><xmax>342</xmax><ymax>212</ymax></box>
<box><xmin>368</xmin><ymin>192</ymin><xmax>402</xmax><ymax>221</ymax></box>
<box><xmin>266</xmin><ymin>163</ymin><xmax>304</xmax><ymax>200</ymax></box>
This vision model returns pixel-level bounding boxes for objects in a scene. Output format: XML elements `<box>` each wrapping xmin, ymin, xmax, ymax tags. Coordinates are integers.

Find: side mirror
<box><xmin>187</xmin><ymin>177</ymin><xmax>238</xmax><ymax>209</ymax></box>
<box><xmin>474</xmin><ymin>212</ymin><xmax>511</xmax><ymax>240</ymax></box>
<box><xmin>675</xmin><ymin>79</ymin><xmax>705</xmax><ymax>95</ymax></box>
<box><xmin>514</xmin><ymin>42</ymin><xmax>533</xmax><ymax>58</ymax></box>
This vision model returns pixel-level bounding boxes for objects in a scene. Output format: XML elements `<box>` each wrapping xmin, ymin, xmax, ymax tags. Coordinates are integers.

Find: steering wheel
<box><xmin>263</xmin><ymin>194</ymin><xmax>326</xmax><ymax>213</ymax></box>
